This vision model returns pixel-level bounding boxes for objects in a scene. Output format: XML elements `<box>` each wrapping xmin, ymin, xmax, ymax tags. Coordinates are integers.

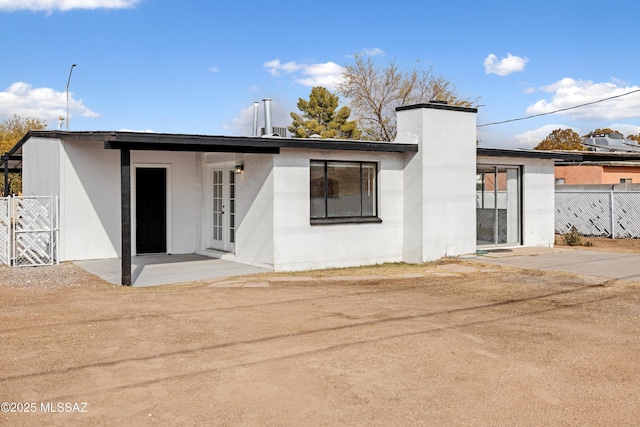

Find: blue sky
<box><xmin>1</xmin><ymin>0</ymin><xmax>639</xmax><ymax>149</ymax></box>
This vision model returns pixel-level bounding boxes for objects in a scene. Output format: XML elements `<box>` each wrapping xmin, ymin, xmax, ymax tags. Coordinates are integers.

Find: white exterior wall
<box><xmin>234</xmin><ymin>153</ymin><xmax>275</xmax><ymax>267</ymax></box>
<box><xmin>522</xmin><ymin>160</ymin><xmax>557</xmax><ymax>247</ymax></box>
<box><xmin>398</xmin><ymin>105</ymin><xmax>478</xmax><ymax>262</ymax></box>
<box><xmin>477</xmin><ymin>156</ymin><xmax>556</xmax><ymax>247</ymax></box>
<box><xmin>22</xmin><ymin>137</ymin><xmax>61</xmax><ymax>198</ymax></box>
<box><xmin>58</xmin><ymin>139</ymin><xmax>121</xmax><ymax>260</ymax></box>
<box><xmin>270</xmin><ymin>148</ymin><xmax>405</xmax><ymax>271</ymax></box>
<box><xmin>24</xmin><ymin>137</ymin><xmax>200</xmax><ymax>261</ymax></box>
<box><xmin>197</xmin><ymin>152</ymin><xmax>275</xmax><ymax>268</ymax></box>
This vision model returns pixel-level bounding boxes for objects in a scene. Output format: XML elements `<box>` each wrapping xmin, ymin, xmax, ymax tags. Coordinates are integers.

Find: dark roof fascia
<box><xmin>571</xmin><ymin>151</ymin><xmax>640</xmax><ymax>162</ymax></box>
<box><xmin>396</xmin><ymin>103</ymin><xmax>478</xmax><ymax>114</ymax></box>
<box><xmin>284</xmin><ymin>139</ymin><xmax>418</xmax><ymax>152</ymax></box>
<box><xmin>17</xmin><ymin>130</ymin><xmax>417</xmax><ymax>154</ymax></box>
<box><xmin>477</xmin><ymin>147</ymin><xmax>582</xmax><ymax>161</ymax></box>
<box><xmin>104</xmin><ymin>140</ymin><xmax>281</xmax><ymax>154</ymax></box>
<box><xmin>101</xmin><ymin>132</ymin><xmax>418</xmax><ymax>154</ymax></box>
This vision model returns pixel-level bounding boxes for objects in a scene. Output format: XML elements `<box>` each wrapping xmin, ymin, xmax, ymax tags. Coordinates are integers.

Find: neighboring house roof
<box><xmin>554</xmin><ymin>150</ymin><xmax>640</xmax><ymax>164</ymax></box>
<box><xmin>477</xmin><ymin>147</ymin><xmax>582</xmax><ymax>162</ymax></box>
<box><xmin>582</xmin><ymin>132</ymin><xmax>640</xmax><ymax>153</ymax></box>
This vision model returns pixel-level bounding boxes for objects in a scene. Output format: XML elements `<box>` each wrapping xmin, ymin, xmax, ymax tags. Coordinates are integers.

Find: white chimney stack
<box><xmin>252</xmin><ymin>101</ymin><xmax>259</xmax><ymax>137</ymax></box>
<box><xmin>263</xmin><ymin>98</ymin><xmax>273</xmax><ymax>136</ymax></box>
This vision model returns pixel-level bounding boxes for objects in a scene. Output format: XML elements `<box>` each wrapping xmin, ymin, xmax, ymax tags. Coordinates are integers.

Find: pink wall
<box><xmin>556</xmin><ymin>165</ymin><xmax>640</xmax><ymax>184</ymax></box>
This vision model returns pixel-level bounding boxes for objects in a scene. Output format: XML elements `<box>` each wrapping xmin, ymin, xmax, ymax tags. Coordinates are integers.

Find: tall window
<box><xmin>310</xmin><ymin>161</ymin><xmax>377</xmax><ymax>220</ymax></box>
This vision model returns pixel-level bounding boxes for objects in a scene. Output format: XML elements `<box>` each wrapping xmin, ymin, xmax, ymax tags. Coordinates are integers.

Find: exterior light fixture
<box><xmin>234</xmin><ymin>164</ymin><xmax>244</xmax><ymax>174</ymax></box>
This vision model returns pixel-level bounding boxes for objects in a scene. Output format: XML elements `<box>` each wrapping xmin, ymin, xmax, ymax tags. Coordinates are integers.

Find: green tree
<box><xmin>534</xmin><ymin>128</ymin><xmax>584</xmax><ymax>150</ymax></box>
<box><xmin>288</xmin><ymin>86</ymin><xmax>361</xmax><ymax>140</ymax></box>
<box><xmin>0</xmin><ymin>114</ymin><xmax>48</xmax><ymax>194</ymax></box>
<box><xmin>337</xmin><ymin>54</ymin><xmax>477</xmax><ymax>141</ymax></box>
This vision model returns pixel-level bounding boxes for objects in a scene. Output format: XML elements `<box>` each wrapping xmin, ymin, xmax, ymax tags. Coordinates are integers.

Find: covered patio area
<box><xmin>74</xmin><ymin>254</ymin><xmax>270</xmax><ymax>287</ymax></box>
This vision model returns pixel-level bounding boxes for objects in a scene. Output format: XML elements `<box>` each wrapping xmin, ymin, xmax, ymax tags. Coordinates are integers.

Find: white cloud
<box><xmin>295</xmin><ymin>62</ymin><xmax>343</xmax><ymax>89</ymax></box>
<box><xmin>362</xmin><ymin>48</ymin><xmax>384</xmax><ymax>56</ymax></box>
<box><xmin>264</xmin><ymin>59</ymin><xmax>304</xmax><ymax>76</ymax></box>
<box><xmin>209</xmin><ymin>67</ymin><xmax>219</xmax><ymax>73</ymax></box>
<box><xmin>0</xmin><ymin>82</ymin><xmax>99</xmax><ymax>125</ymax></box>
<box><xmin>118</xmin><ymin>128</ymin><xmax>154</xmax><ymax>133</ymax></box>
<box><xmin>0</xmin><ymin>0</ymin><xmax>141</xmax><ymax>12</ymax></box>
<box><xmin>514</xmin><ymin>124</ymin><xmax>578</xmax><ymax>149</ymax></box>
<box><xmin>526</xmin><ymin>78</ymin><xmax>640</xmax><ymax>121</ymax></box>
<box><xmin>223</xmin><ymin>104</ymin><xmax>255</xmax><ymax>135</ymax></box>
<box><xmin>609</xmin><ymin>123</ymin><xmax>640</xmax><ymax>137</ymax></box>
<box><xmin>484</xmin><ymin>53</ymin><xmax>529</xmax><ymax>76</ymax></box>
<box><xmin>264</xmin><ymin>59</ymin><xmax>343</xmax><ymax>90</ymax></box>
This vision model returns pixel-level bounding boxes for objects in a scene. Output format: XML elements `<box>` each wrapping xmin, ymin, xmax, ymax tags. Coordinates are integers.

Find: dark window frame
<box><xmin>310</xmin><ymin>160</ymin><xmax>381</xmax><ymax>225</ymax></box>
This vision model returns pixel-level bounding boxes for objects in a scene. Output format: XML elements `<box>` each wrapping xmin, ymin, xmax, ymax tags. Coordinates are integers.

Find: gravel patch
<box><xmin>0</xmin><ymin>262</ymin><xmax>102</xmax><ymax>290</ymax></box>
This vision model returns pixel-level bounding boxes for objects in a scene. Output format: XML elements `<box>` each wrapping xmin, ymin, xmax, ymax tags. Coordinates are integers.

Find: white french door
<box><xmin>208</xmin><ymin>165</ymin><xmax>236</xmax><ymax>252</ymax></box>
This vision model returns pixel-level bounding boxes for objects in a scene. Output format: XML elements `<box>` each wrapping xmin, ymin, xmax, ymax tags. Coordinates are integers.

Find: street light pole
<box><xmin>66</xmin><ymin>64</ymin><xmax>76</xmax><ymax>130</ymax></box>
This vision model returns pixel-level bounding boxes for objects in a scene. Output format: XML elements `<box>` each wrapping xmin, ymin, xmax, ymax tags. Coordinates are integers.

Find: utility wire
<box><xmin>477</xmin><ymin>88</ymin><xmax>640</xmax><ymax>128</ymax></box>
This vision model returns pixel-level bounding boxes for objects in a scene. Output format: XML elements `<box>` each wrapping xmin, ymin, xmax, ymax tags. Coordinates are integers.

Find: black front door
<box><xmin>136</xmin><ymin>168</ymin><xmax>166</xmax><ymax>254</ymax></box>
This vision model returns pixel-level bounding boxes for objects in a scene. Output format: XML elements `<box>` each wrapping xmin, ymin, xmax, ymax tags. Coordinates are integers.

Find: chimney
<box><xmin>252</xmin><ymin>101</ymin><xmax>259</xmax><ymax>137</ymax></box>
<box><xmin>263</xmin><ymin>98</ymin><xmax>273</xmax><ymax>136</ymax></box>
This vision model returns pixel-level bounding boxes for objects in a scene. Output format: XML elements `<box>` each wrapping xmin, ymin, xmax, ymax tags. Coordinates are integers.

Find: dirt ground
<box><xmin>1</xmin><ymin>244</ymin><xmax>640</xmax><ymax>426</ymax></box>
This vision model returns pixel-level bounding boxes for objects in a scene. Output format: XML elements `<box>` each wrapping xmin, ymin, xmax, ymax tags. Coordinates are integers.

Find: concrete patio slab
<box><xmin>75</xmin><ymin>254</ymin><xmax>270</xmax><ymax>287</ymax></box>
<box><xmin>475</xmin><ymin>247</ymin><xmax>640</xmax><ymax>282</ymax></box>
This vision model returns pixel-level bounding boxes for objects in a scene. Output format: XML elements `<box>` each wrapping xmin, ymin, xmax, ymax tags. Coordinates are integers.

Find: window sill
<box><xmin>310</xmin><ymin>217</ymin><xmax>382</xmax><ymax>226</ymax></box>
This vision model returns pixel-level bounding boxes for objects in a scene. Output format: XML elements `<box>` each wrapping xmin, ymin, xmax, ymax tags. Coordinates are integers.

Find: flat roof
<box><xmin>1</xmin><ymin>130</ymin><xmax>419</xmax><ymax>173</ymax></box>
<box><xmin>477</xmin><ymin>147</ymin><xmax>583</xmax><ymax>161</ymax></box>
<box><xmin>10</xmin><ymin>131</ymin><xmax>628</xmax><ymax>174</ymax></box>
<box><xmin>15</xmin><ymin>130</ymin><xmax>419</xmax><ymax>154</ymax></box>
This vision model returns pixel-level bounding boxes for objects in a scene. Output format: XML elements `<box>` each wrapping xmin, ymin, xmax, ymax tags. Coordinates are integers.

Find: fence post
<box><xmin>3</xmin><ymin>155</ymin><xmax>9</xmax><ymax>197</ymax></box>
<box><xmin>610</xmin><ymin>187</ymin><xmax>615</xmax><ymax>239</ymax></box>
<box><xmin>55</xmin><ymin>196</ymin><xmax>60</xmax><ymax>265</ymax></box>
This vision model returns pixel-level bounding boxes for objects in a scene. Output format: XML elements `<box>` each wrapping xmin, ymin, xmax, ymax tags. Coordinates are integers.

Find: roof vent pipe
<box><xmin>252</xmin><ymin>101</ymin><xmax>259</xmax><ymax>137</ymax></box>
<box><xmin>263</xmin><ymin>98</ymin><xmax>273</xmax><ymax>136</ymax></box>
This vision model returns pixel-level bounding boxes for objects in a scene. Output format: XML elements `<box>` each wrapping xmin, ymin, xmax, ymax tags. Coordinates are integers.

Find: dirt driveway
<box><xmin>1</xmin><ymin>257</ymin><xmax>639</xmax><ymax>426</ymax></box>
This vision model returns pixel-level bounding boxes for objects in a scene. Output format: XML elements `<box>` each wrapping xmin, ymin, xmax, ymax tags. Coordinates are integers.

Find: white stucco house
<box><xmin>10</xmin><ymin>102</ymin><xmax>578</xmax><ymax>285</ymax></box>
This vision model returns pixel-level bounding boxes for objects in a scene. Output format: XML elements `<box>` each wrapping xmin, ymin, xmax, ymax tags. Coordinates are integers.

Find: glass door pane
<box><xmin>228</xmin><ymin>170</ymin><xmax>235</xmax><ymax>245</ymax></box>
<box><xmin>505</xmin><ymin>167</ymin><xmax>520</xmax><ymax>244</ymax></box>
<box><xmin>476</xmin><ymin>166</ymin><xmax>520</xmax><ymax>246</ymax></box>
<box><xmin>212</xmin><ymin>170</ymin><xmax>223</xmax><ymax>242</ymax></box>
<box><xmin>477</xmin><ymin>167</ymin><xmax>497</xmax><ymax>245</ymax></box>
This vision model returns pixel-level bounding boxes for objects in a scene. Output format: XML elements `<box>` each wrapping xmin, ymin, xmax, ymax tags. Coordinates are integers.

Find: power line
<box><xmin>477</xmin><ymin>88</ymin><xmax>640</xmax><ymax>128</ymax></box>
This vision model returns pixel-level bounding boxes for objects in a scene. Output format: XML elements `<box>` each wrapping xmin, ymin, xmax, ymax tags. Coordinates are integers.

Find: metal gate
<box><xmin>0</xmin><ymin>196</ymin><xmax>57</xmax><ymax>267</ymax></box>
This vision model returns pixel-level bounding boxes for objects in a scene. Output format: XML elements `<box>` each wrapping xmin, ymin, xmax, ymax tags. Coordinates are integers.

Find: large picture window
<box><xmin>310</xmin><ymin>160</ymin><xmax>378</xmax><ymax>223</ymax></box>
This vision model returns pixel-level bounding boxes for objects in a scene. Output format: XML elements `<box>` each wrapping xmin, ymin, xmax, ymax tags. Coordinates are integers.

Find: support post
<box><xmin>121</xmin><ymin>148</ymin><xmax>132</xmax><ymax>286</ymax></box>
<box><xmin>3</xmin><ymin>155</ymin><xmax>9</xmax><ymax>197</ymax></box>
<box><xmin>610</xmin><ymin>187</ymin><xmax>615</xmax><ymax>240</ymax></box>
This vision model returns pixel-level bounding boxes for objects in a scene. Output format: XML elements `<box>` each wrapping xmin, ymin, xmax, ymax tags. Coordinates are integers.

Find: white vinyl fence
<box><xmin>555</xmin><ymin>187</ymin><xmax>640</xmax><ymax>238</ymax></box>
<box><xmin>0</xmin><ymin>196</ymin><xmax>58</xmax><ymax>267</ymax></box>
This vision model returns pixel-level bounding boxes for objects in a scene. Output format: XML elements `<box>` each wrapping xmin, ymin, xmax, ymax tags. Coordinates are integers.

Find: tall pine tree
<box><xmin>288</xmin><ymin>87</ymin><xmax>361</xmax><ymax>140</ymax></box>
